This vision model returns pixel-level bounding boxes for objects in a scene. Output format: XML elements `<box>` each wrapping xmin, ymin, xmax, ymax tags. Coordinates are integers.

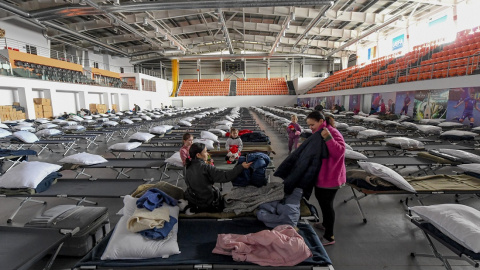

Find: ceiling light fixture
<box><xmin>113</xmin><ymin>0</ymin><xmax>120</xmax><ymax>6</ymax></box>
<box><xmin>142</xmin><ymin>17</ymin><xmax>148</xmax><ymax>26</ymax></box>
<box><xmin>290</xmin><ymin>12</ymin><xmax>295</xmax><ymax>21</ymax></box>
<box><xmin>79</xmin><ymin>0</ymin><xmax>87</xmax><ymax>5</ymax></box>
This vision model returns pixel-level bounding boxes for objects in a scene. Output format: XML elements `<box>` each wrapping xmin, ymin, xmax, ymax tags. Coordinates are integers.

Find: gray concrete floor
<box><xmin>1</xmin><ymin>109</ymin><xmax>479</xmax><ymax>270</ymax></box>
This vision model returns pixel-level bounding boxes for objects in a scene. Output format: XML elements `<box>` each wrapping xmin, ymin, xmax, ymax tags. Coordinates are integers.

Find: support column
<box><xmin>220</xmin><ymin>59</ymin><xmax>224</xmax><ymax>81</ymax></box>
<box><xmin>171</xmin><ymin>59</ymin><xmax>179</xmax><ymax>97</ymax></box>
<box><xmin>267</xmin><ymin>58</ymin><xmax>270</xmax><ymax>80</ymax></box>
<box><xmin>17</xmin><ymin>87</ymin><xmax>35</xmax><ymax>119</ymax></box>
<box><xmin>77</xmin><ymin>91</ymin><xmax>87</xmax><ymax>112</ymax></box>
<box><xmin>159</xmin><ymin>61</ymin><xmax>163</xmax><ymax>79</ymax></box>
<box><xmin>103</xmin><ymin>92</ymin><xmax>111</xmax><ymax>110</ymax></box>
<box><xmin>301</xmin><ymin>57</ymin><xmax>306</xmax><ymax>78</ymax></box>
<box><xmin>244</xmin><ymin>58</ymin><xmax>247</xmax><ymax>81</ymax></box>
<box><xmin>341</xmin><ymin>56</ymin><xmax>349</xmax><ymax>70</ymax></box>
<box><xmin>290</xmin><ymin>58</ymin><xmax>294</xmax><ymax>80</ymax></box>
<box><xmin>197</xmin><ymin>59</ymin><xmax>201</xmax><ymax>82</ymax></box>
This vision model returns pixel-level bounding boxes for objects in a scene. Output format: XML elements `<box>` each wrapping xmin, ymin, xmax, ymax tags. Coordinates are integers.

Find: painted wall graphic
<box><xmin>395</xmin><ymin>91</ymin><xmax>415</xmax><ymax>116</ymax></box>
<box><xmin>446</xmin><ymin>87</ymin><xmax>480</xmax><ymax>127</ymax></box>
<box><xmin>370</xmin><ymin>92</ymin><xmax>397</xmax><ymax>114</ymax></box>
<box><xmin>413</xmin><ymin>89</ymin><xmax>449</xmax><ymax>120</ymax></box>
<box><xmin>349</xmin><ymin>94</ymin><xmax>362</xmax><ymax>112</ymax></box>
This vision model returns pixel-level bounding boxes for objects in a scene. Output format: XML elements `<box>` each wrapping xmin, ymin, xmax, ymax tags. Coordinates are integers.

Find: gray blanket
<box><xmin>223</xmin><ymin>182</ymin><xmax>285</xmax><ymax>215</ymax></box>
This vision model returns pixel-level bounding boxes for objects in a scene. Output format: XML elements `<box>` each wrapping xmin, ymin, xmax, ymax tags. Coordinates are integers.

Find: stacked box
<box><xmin>89</xmin><ymin>104</ymin><xmax>108</xmax><ymax>114</ymax></box>
<box><xmin>111</xmin><ymin>104</ymin><xmax>118</xmax><ymax>112</ymax></box>
<box><xmin>0</xmin><ymin>105</ymin><xmax>26</xmax><ymax>121</ymax></box>
<box><xmin>33</xmin><ymin>98</ymin><xmax>53</xmax><ymax>119</ymax></box>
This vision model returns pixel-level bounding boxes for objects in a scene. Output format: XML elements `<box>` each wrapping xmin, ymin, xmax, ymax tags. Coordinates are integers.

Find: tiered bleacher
<box><xmin>178</xmin><ymin>79</ymin><xmax>230</xmax><ymax>96</ymax></box>
<box><xmin>236</xmin><ymin>77</ymin><xmax>288</xmax><ymax>95</ymax></box>
<box><xmin>308</xmin><ymin>26</ymin><xmax>480</xmax><ymax>94</ymax></box>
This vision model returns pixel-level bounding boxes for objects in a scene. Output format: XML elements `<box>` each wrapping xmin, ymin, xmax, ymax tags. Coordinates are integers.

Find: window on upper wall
<box><xmin>26</xmin><ymin>45</ymin><xmax>37</xmax><ymax>55</ymax></box>
<box><xmin>120</xmin><ymin>67</ymin><xmax>124</xmax><ymax>73</ymax></box>
<box><xmin>94</xmin><ymin>62</ymin><xmax>99</xmax><ymax>68</ymax></box>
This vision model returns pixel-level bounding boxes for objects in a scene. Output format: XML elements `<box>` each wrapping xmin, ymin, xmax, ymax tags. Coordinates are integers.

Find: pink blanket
<box><xmin>212</xmin><ymin>225</ymin><xmax>312</xmax><ymax>266</ymax></box>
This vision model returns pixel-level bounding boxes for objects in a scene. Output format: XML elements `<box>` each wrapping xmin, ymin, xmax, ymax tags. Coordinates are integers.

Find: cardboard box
<box><xmin>34</xmin><ymin>104</ymin><xmax>43</xmax><ymax>111</ymax></box>
<box><xmin>13</xmin><ymin>102</ymin><xmax>20</xmax><ymax>106</ymax></box>
<box><xmin>43</xmin><ymin>111</ymin><xmax>53</xmax><ymax>118</ymax></box>
<box><xmin>35</xmin><ymin>111</ymin><xmax>44</xmax><ymax>118</ymax></box>
<box><xmin>112</xmin><ymin>104</ymin><xmax>118</xmax><ymax>111</ymax></box>
<box><xmin>33</xmin><ymin>98</ymin><xmax>51</xmax><ymax>106</ymax></box>
<box><xmin>42</xmin><ymin>105</ymin><xmax>53</xmax><ymax>112</ymax></box>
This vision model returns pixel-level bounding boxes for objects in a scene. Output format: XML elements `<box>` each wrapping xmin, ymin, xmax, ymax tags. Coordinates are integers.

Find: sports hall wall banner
<box><xmin>413</xmin><ymin>89</ymin><xmax>449</xmax><ymax>120</ymax></box>
<box><xmin>395</xmin><ymin>91</ymin><xmax>414</xmax><ymax>116</ymax></box>
<box><xmin>349</xmin><ymin>94</ymin><xmax>362</xmax><ymax>112</ymax></box>
<box><xmin>446</xmin><ymin>87</ymin><xmax>480</xmax><ymax>127</ymax></box>
<box><xmin>371</xmin><ymin>92</ymin><xmax>397</xmax><ymax>114</ymax></box>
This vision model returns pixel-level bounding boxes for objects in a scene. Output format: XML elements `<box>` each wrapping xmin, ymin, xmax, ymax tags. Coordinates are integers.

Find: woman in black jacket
<box><xmin>184</xmin><ymin>143</ymin><xmax>252</xmax><ymax>213</ymax></box>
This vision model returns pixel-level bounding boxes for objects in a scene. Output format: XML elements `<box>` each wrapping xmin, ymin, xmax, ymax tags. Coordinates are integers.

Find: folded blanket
<box><xmin>131</xmin><ymin>181</ymin><xmax>184</xmax><ymax>200</ymax></box>
<box><xmin>136</xmin><ymin>188</ymin><xmax>178</xmax><ymax>211</ymax></box>
<box><xmin>139</xmin><ymin>216</ymin><xmax>177</xmax><ymax>240</ymax></box>
<box><xmin>223</xmin><ymin>182</ymin><xmax>284</xmax><ymax>215</ymax></box>
<box><xmin>346</xmin><ymin>169</ymin><xmax>393</xmax><ymax>187</ymax></box>
<box><xmin>127</xmin><ymin>207</ymin><xmax>170</xmax><ymax>233</ymax></box>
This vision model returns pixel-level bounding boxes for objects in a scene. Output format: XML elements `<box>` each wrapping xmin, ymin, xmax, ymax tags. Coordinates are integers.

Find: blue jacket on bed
<box><xmin>232</xmin><ymin>152</ymin><xmax>270</xmax><ymax>187</ymax></box>
<box><xmin>274</xmin><ymin>131</ymin><xmax>328</xmax><ymax>199</ymax></box>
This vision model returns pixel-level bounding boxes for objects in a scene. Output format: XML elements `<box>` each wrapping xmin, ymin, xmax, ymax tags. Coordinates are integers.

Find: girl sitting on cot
<box><xmin>184</xmin><ymin>143</ymin><xmax>251</xmax><ymax>213</ymax></box>
<box><xmin>180</xmin><ymin>133</ymin><xmax>194</xmax><ymax>165</ymax></box>
<box><xmin>225</xmin><ymin>128</ymin><xmax>243</xmax><ymax>152</ymax></box>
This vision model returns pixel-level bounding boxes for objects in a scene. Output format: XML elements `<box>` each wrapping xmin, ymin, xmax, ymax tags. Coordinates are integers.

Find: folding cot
<box><xmin>360</xmin><ymin>155</ymin><xmax>456</xmax><ymax>175</ymax></box>
<box><xmin>58</xmin><ymin>134</ymin><xmax>99</xmax><ymax>149</ymax></box>
<box><xmin>408</xmin><ymin>216</ymin><xmax>480</xmax><ymax>270</ymax></box>
<box><xmin>0</xmin><ymin>148</ymin><xmax>37</xmax><ymax>174</ymax></box>
<box><xmin>8</xmin><ymin>138</ymin><xmax>77</xmax><ymax>156</ymax></box>
<box><xmin>0</xmin><ymin>226</ymin><xmax>76</xmax><ymax>270</ymax></box>
<box><xmin>74</xmin><ymin>218</ymin><xmax>333</xmax><ymax>270</ymax></box>
<box><xmin>345</xmin><ymin>173</ymin><xmax>480</xmax><ymax>223</ymax></box>
<box><xmin>208</xmin><ymin>145</ymin><xmax>275</xmax><ymax>156</ymax></box>
<box><xmin>65</xmin><ymin>158</ymin><xmax>165</xmax><ymax>179</ymax></box>
<box><xmin>2</xmin><ymin>178</ymin><xmax>146</xmax><ymax>223</ymax></box>
<box><xmin>108</xmin><ymin>146</ymin><xmax>179</xmax><ymax>158</ymax></box>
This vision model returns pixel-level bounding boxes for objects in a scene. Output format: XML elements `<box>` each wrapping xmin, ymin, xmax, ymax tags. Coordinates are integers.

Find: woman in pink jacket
<box><xmin>306</xmin><ymin>111</ymin><xmax>346</xmax><ymax>246</ymax></box>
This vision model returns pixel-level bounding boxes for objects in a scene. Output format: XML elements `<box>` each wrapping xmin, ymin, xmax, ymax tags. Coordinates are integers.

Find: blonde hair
<box><xmin>291</xmin><ymin>114</ymin><xmax>298</xmax><ymax>121</ymax></box>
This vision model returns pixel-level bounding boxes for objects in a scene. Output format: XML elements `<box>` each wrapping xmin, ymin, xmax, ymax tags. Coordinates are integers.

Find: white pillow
<box><xmin>347</xmin><ymin>126</ymin><xmax>367</xmax><ymax>133</ymax></box>
<box><xmin>410</xmin><ymin>204</ymin><xmax>480</xmax><ymax>253</ymax></box>
<box><xmin>345</xmin><ymin>143</ymin><xmax>353</xmax><ymax>150</ymax></box>
<box><xmin>472</xmin><ymin>126</ymin><xmax>480</xmax><ymax>134</ymax></box>
<box><xmin>0</xmin><ymin>123</ymin><xmax>9</xmax><ymax>129</ymax></box>
<box><xmin>63</xmin><ymin>125</ymin><xmax>85</xmax><ymax>131</ymax></box>
<box><xmin>13</xmin><ymin>126</ymin><xmax>35</xmax><ymax>132</ymax></box>
<box><xmin>440</xmin><ymin>130</ymin><xmax>478</xmax><ymax>139</ymax></box>
<box><xmin>101</xmin><ymin>197</ymin><xmax>180</xmax><ymax>260</ymax></box>
<box><xmin>52</xmin><ymin>119</ymin><xmax>67</xmax><ymax>124</ymax></box>
<box><xmin>38</xmin><ymin>123</ymin><xmax>58</xmax><ymax>130</ymax></box>
<box><xmin>201</xmin><ymin>131</ymin><xmax>218</xmax><ymax>142</ymax></box>
<box><xmin>121</xmin><ymin>119</ymin><xmax>134</xmax><ymax>125</ymax></box>
<box><xmin>0</xmin><ymin>161</ymin><xmax>61</xmax><ymax>188</ymax></box>
<box><xmin>36</xmin><ymin>129</ymin><xmax>62</xmax><ymax>137</ymax></box>
<box><xmin>216</xmin><ymin>120</ymin><xmax>233</xmax><ymax>126</ymax></box>
<box><xmin>149</xmin><ymin>126</ymin><xmax>167</xmax><ymax>135</ymax></box>
<box><xmin>438</xmin><ymin>149</ymin><xmax>480</xmax><ymax>163</ymax></box>
<box><xmin>129</xmin><ymin>132</ymin><xmax>155</xmax><ymax>142</ymax></box>
<box><xmin>13</xmin><ymin>131</ymin><xmax>39</xmax><ymax>143</ymax></box>
<box><xmin>83</xmin><ymin>116</ymin><xmax>93</xmax><ymax>120</ymax></box>
<box><xmin>416</xmin><ymin>125</ymin><xmax>442</xmax><ymax>135</ymax></box>
<box><xmin>215</xmin><ymin>125</ymin><xmax>230</xmax><ymax>131</ymax></box>
<box><xmin>178</xmin><ymin>120</ymin><xmax>192</xmax><ymax>127</ymax></box>
<box><xmin>141</xmin><ymin>116</ymin><xmax>152</xmax><ymax>121</ymax></box>
<box><xmin>70</xmin><ymin>116</ymin><xmax>83</xmax><ymax>121</ymax></box>
<box><xmin>225</xmin><ymin>116</ymin><xmax>234</xmax><ymax>122</ymax></box>
<box><xmin>208</xmin><ymin>129</ymin><xmax>227</xmax><ymax>137</ymax></box>
<box><xmin>103</xmin><ymin>121</ymin><xmax>118</xmax><ymax>127</ymax></box>
<box><xmin>419</xmin><ymin>119</ymin><xmax>445</xmax><ymax>125</ymax></box>
<box><xmin>336</xmin><ymin>123</ymin><xmax>349</xmax><ymax>130</ymax></box>
<box><xmin>438</xmin><ymin>122</ymin><xmax>464</xmax><ymax>128</ymax></box>
<box><xmin>357</xmin><ymin>129</ymin><xmax>387</xmax><ymax>139</ymax></box>
<box><xmin>165</xmin><ymin>152</ymin><xmax>184</xmax><ymax>167</ymax></box>
<box><xmin>16</xmin><ymin>122</ymin><xmax>34</xmax><ymax>127</ymax></box>
<box><xmin>35</xmin><ymin>119</ymin><xmax>50</xmax><ymax>124</ymax></box>
<box><xmin>345</xmin><ymin>149</ymin><xmax>368</xmax><ymax>160</ymax></box>
<box><xmin>358</xmin><ymin>162</ymin><xmax>416</xmax><ymax>193</ymax></box>
<box><xmin>59</xmin><ymin>152</ymin><xmax>108</xmax><ymax>165</ymax></box>
<box><xmin>91</xmin><ymin>115</ymin><xmax>100</xmax><ymax>118</ymax></box>
<box><xmin>193</xmin><ymin>138</ymin><xmax>214</xmax><ymax>150</ymax></box>
<box><xmin>401</xmin><ymin>122</ymin><xmax>418</xmax><ymax>129</ymax></box>
<box><xmin>63</xmin><ymin>121</ymin><xmax>78</xmax><ymax>126</ymax></box>
<box><xmin>363</xmin><ymin>118</ymin><xmax>381</xmax><ymax>123</ymax></box>
<box><xmin>97</xmin><ymin>118</ymin><xmax>109</xmax><ymax>123</ymax></box>
<box><xmin>385</xmin><ymin>137</ymin><xmax>424</xmax><ymax>150</ymax></box>
<box><xmin>109</xmin><ymin>142</ymin><xmax>142</xmax><ymax>151</ymax></box>
<box><xmin>457</xmin><ymin>164</ymin><xmax>480</xmax><ymax>174</ymax></box>
<box><xmin>82</xmin><ymin>120</ymin><xmax>96</xmax><ymax>125</ymax></box>
<box><xmin>0</xmin><ymin>128</ymin><xmax>12</xmax><ymax>138</ymax></box>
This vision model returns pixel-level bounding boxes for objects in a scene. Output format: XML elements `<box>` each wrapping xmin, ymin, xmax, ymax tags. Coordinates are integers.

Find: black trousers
<box><xmin>314</xmin><ymin>187</ymin><xmax>339</xmax><ymax>240</ymax></box>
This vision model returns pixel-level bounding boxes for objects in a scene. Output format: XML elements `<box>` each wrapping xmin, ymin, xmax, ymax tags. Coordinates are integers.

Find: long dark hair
<box><xmin>306</xmin><ymin>110</ymin><xmax>327</xmax><ymax>125</ymax></box>
<box><xmin>186</xmin><ymin>142</ymin><xmax>205</xmax><ymax>167</ymax></box>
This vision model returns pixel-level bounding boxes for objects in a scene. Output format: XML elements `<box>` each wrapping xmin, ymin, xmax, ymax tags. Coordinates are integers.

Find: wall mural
<box><xmin>446</xmin><ymin>87</ymin><xmax>480</xmax><ymax>127</ymax></box>
<box><xmin>297</xmin><ymin>88</ymin><xmax>479</xmax><ymax>127</ymax></box>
